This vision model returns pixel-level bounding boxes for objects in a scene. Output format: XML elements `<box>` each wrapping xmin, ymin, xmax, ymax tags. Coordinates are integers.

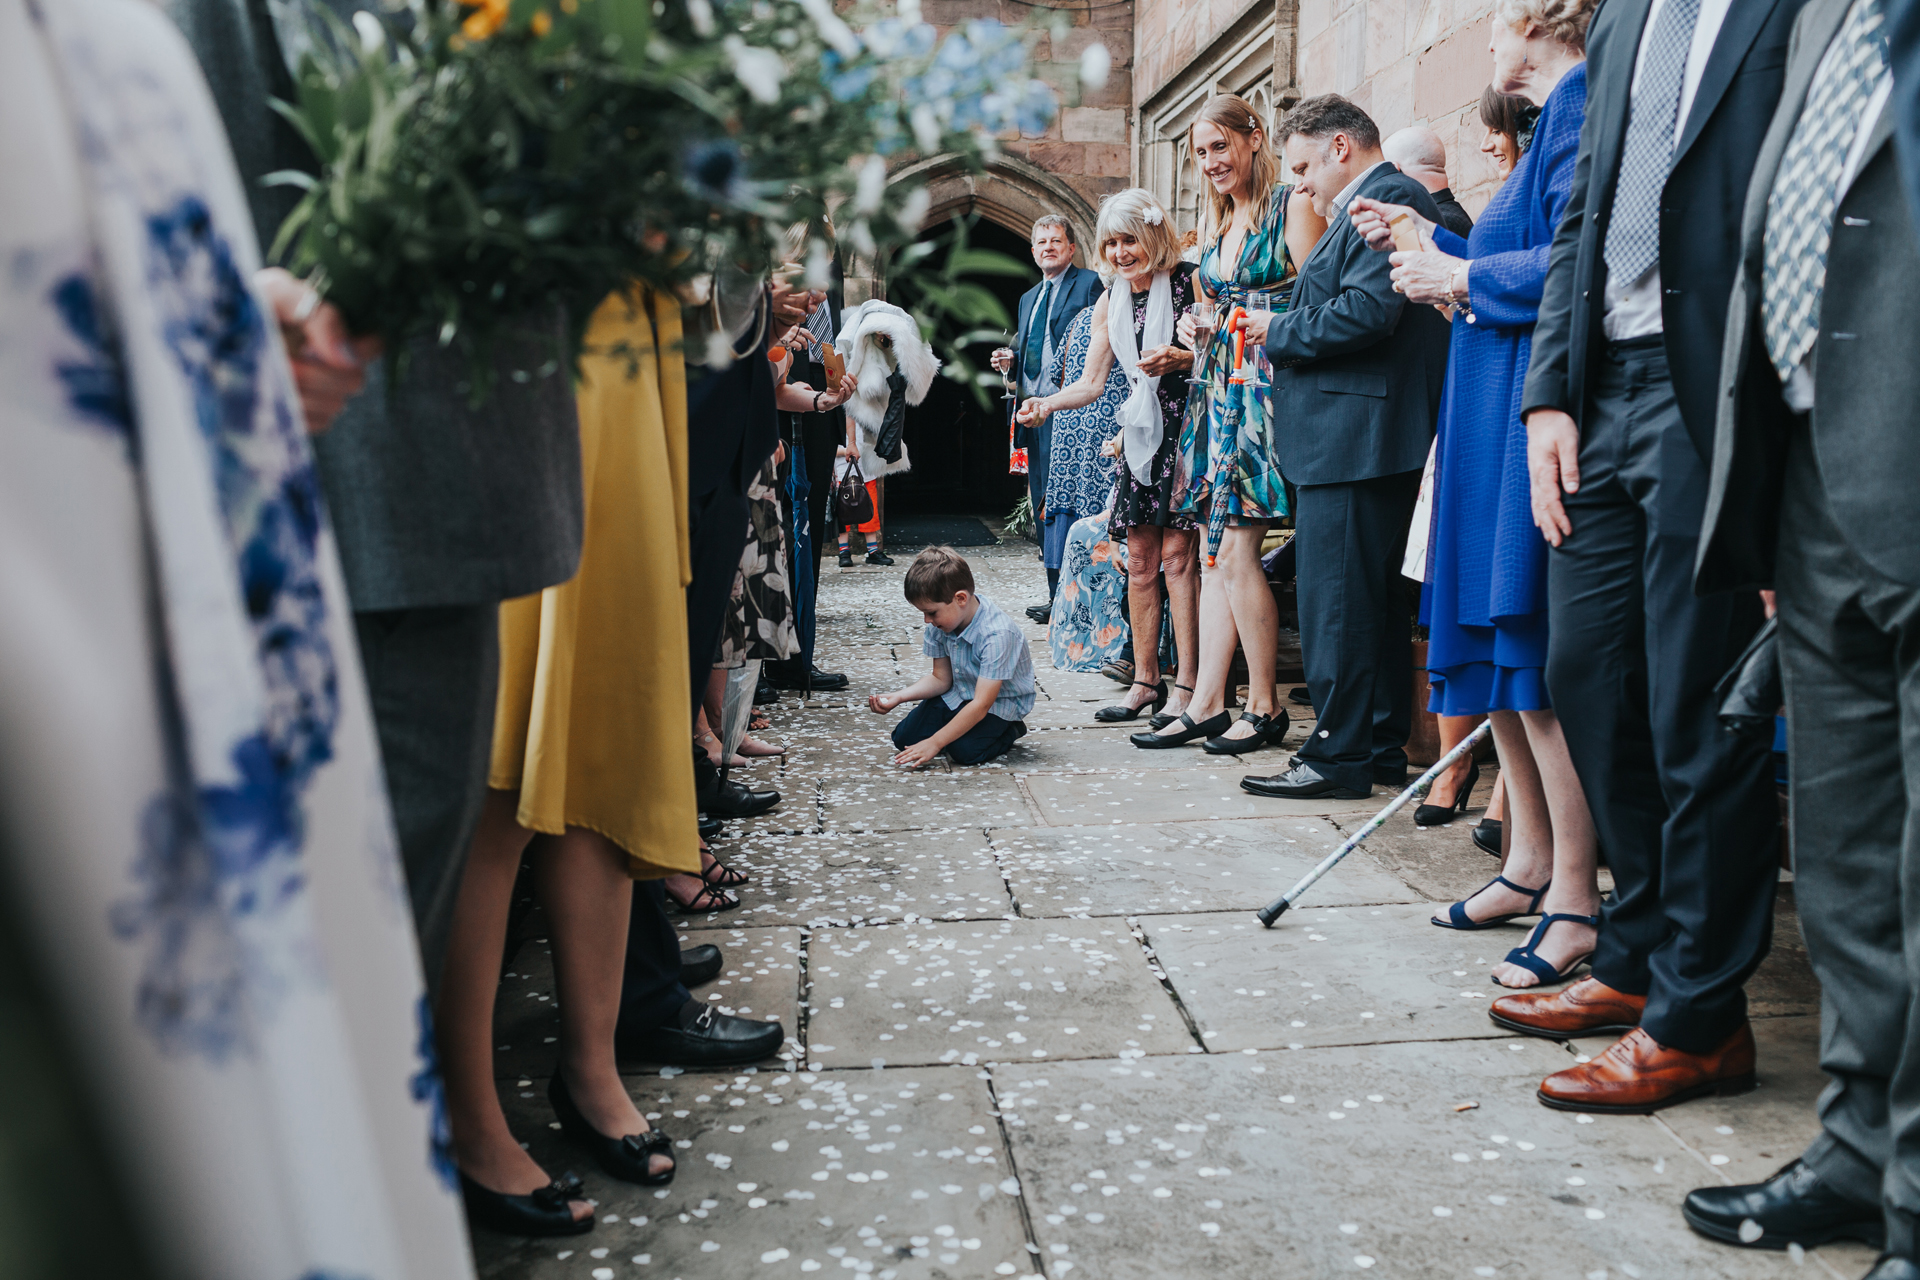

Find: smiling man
<box><xmin>992</xmin><ymin>215</ymin><xmax>1101</xmax><ymax>620</ymax></box>
<box><xmin>1236</xmin><ymin>95</ymin><xmax>1451</xmax><ymax>803</ymax></box>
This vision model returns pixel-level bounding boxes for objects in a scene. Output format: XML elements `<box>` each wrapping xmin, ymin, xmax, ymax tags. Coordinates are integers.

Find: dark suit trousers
<box><xmin>352</xmin><ymin>603</ymin><xmax>499</xmax><ymax>997</ymax></box>
<box><xmin>1293</xmin><ymin>469</ymin><xmax>1422</xmax><ymax>792</ymax></box>
<box><xmin>1029</xmin><ymin>418</ymin><xmax>1052</xmax><ymax>526</ymax></box>
<box><xmin>686</xmin><ymin>482</ymin><xmax>751</xmax><ymax>712</ymax></box>
<box><xmin>1776</xmin><ymin>425</ymin><xmax>1920</xmax><ymax>1233</ymax></box>
<box><xmin>801</xmin><ymin>413</ymin><xmax>839</xmax><ymax>593</ymax></box>
<box><xmin>617</xmin><ymin>880</ymin><xmax>694</xmax><ymax>1035</ymax></box>
<box><xmin>1544</xmin><ymin>341</ymin><xmax>1775</xmax><ymax>1053</ymax></box>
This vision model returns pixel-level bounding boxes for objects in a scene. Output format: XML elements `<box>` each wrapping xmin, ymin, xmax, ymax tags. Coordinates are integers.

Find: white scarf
<box><xmin>1109</xmin><ymin>270</ymin><xmax>1175</xmax><ymax>485</ymax></box>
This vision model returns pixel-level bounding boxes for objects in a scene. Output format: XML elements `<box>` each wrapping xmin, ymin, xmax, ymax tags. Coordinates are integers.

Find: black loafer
<box><xmin>753</xmin><ymin>678</ymin><xmax>780</xmax><ymax>706</ymax></box>
<box><xmin>766</xmin><ymin>664</ymin><xmax>850</xmax><ymax>692</ymax></box>
<box><xmin>619</xmin><ymin>1000</ymin><xmax>787</xmax><ymax>1067</ymax></box>
<box><xmin>1025</xmin><ymin>603</ymin><xmax>1051</xmax><ymax>624</ymax></box>
<box><xmin>1683</xmin><ymin>1161</ymin><xmax>1884</xmax><ymax>1250</ymax></box>
<box><xmin>548</xmin><ymin>1073</ymin><xmax>675</xmax><ymax>1185</ymax></box>
<box><xmin>1240</xmin><ymin>761</ymin><xmax>1370</xmax><ymax>800</ymax></box>
<box><xmin>1130</xmin><ymin>710</ymin><xmax>1231</xmax><ymax>749</ymax></box>
<box><xmin>460</xmin><ymin>1169</ymin><xmax>593</xmax><ymax>1237</ymax></box>
<box><xmin>1203</xmin><ymin>710</ymin><xmax>1288</xmax><ymax>755</ymax></box>
<box><xmin>680</xmin><ymin>943</ymin><xmax>723</xmax><ymax>987</ymax></box>
<box><xmin>701</xmin><ymin>779</ymin><xmax>780</xmax><ymax>819</ymax></box>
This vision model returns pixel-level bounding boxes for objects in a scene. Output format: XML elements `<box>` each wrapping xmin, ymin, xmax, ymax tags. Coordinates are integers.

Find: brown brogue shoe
<box><xmin>1537</xmin><ymin>1023</ymin><xmax>1757</xmax><ymax>1114</ymax></box>
<box><xmin>1488</xmin><ymin>976</ymin><xmax>1646</xmax><ymax>1039</ymax></box>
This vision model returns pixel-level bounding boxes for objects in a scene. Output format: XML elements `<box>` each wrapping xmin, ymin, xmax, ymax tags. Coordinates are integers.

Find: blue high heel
<box><xmin>1494</xmin><ymin>912</ymin><xmax>1601</xmax><ymax>987</ymax></box>
<box><xmin>1430</xmin><ymin>874</ymin><xmax>1550</xmax><ymax>931</ymax></box>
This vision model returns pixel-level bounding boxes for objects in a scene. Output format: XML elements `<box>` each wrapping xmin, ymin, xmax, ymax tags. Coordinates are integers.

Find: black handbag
<box><xmin>874</xmin><ymin>370</ymin><xmax>908</xmax><ymax>463</ymax></box>
<box><xmin>834</xmin><ymin>459</ymin><xmax>874</xmax><ymax>527</ymax></box>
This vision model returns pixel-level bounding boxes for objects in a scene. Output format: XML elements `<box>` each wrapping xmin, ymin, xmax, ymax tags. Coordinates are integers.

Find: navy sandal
<box><xmin>1494</xmin><ymin>912</ymin><xmax>1600</xmax><ymax>987</ymax></box>
<box><xmin>1430</xmin><ymin>874</ymin><xmax>1550</xmax><ymax>931</ymax></box>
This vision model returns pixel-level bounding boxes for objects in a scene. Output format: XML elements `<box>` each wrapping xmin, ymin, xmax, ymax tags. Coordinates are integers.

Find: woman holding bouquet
<box><xmin>1134</xmin><ymin>95</ymin><xmax>1324</xmax><ymax>754</ymax></box>
<box><xmin>1015</xmin><ymin>188</ymin><xmax>1200</xmax><ymax>727</ymax></box>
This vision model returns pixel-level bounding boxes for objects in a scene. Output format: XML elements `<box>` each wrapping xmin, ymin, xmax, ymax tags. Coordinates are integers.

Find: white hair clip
<box><xmin>1143</xmin><ymin>204</ymin><xmax>1164</xmax><ymax>226</ymax></box>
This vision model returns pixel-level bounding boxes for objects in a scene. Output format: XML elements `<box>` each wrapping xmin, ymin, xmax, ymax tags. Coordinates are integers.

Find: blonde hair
<box><xmin>1492</xmin><ymin>0</ymin><xmax>1595</xmax><ymax>52</ymax></box>
<box><xmin>1189</xmin><ymin>94</ymin><xmax>1280</xmax><ymax>244</ymax></box>
<box><xmin>1094</xmin><ymin>188</ymin><xmax>1183</xmax><ymax>276</ymax></box>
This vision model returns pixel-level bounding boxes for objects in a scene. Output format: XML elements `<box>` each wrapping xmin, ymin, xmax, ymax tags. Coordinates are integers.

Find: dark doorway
<box><xmin>885</xmin><ymin>215</ymin><xmax>1035</xmax><ymax>516</ymax></box>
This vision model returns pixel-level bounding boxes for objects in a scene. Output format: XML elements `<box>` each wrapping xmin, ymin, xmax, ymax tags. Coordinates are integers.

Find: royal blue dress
<box><xmin>1423</xmin><ymin>63</ymin><xmax>1587</xmax><ymax>716</ymax></box>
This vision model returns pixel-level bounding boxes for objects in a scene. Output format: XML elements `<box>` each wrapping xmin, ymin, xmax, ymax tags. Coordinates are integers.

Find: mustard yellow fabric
<box><xmin>489</xmin><ymin>287</ymin><xmax>699</xmax><ymax>878</ymax></box>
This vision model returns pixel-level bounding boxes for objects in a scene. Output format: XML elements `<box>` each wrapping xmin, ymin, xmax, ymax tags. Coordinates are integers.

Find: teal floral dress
<box><xmin>1175</xmin><ymin>183</ymin><xmax>1298</xmax><ymax>523</ymax></box>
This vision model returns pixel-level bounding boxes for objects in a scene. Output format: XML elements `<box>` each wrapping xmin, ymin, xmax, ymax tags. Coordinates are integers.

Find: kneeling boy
<box><xmin>868</xmin><ymin>546</ymin><xmax>1033</xmax><ymax>767</ymax></box>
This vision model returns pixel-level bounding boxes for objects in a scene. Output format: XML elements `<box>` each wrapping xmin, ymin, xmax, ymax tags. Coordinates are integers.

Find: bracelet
<box><xmin>1449</xmin><ymin>262</ymin><xmax>1471</xmax><ymax>307</ymax></box>
<box><xmin>813</xmin><ymin>391</ymin><xmax>824</xmax><ymax>412</ymax></box>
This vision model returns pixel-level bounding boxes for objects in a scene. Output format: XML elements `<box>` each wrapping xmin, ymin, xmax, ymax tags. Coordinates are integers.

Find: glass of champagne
<box><xmin>1185</xmin><ymin>302</ymin><xmax>1216</xmax><ymax>355</ymax></box>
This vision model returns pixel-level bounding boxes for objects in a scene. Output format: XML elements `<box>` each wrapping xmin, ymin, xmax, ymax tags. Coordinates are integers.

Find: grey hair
<box><xmin>1030</xmin><ymin>213</ymin><xmax>1076</xmax><ymax>244</ymax></box>
<box><xmin>1491</xmin><ymin>0</ymin><xmax>1595</xmax><ymax>51</ymax></box>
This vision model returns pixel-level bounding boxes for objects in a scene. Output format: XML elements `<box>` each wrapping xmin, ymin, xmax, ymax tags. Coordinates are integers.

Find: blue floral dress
<box><xmin>1049</xmin><ymin>515</ymin><xmax>1132</xmax><ymax>672</ymax></box>
<box><xmin>1041</xmin><ymin>307</ymin><xmax>1124</xmax><ymax>569</ymax></box>
<box><xmin>1177</xmin><ymin>183</ymin><xmax>1298</xmax><ymax>522</ymax></box>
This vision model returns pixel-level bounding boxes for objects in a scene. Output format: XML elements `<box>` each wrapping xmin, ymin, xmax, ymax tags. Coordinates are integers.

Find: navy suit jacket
<box><xmin>1520</xmin><ymin>0</ymin><xmax>1809</xmax><ymax>460</ymax></box>
<box><xmin>1010</xmin><ymin>263</ymin><xmax>1102</xmax><ymax>444</ymax></box>
<box><xmin>1263</xmin><ymin>164</ymin><xmax>1451</xmax><ymax>486</ymax></box>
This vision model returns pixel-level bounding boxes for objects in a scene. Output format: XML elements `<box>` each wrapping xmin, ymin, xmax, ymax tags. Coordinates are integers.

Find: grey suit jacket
<box><xmin>1697</xmin><ymin>0</ymin><xmax>1920</xmax><ymax>592</ymax></box>
<box><xmin>170</xmin><ymin>0</ymin><xmax>584</xmax><ymax>612</ymax></box>
<box><xmin>1263</xmin><ymin>165</ymin><xmax>1451</xmax><ymax>486</ymax></box>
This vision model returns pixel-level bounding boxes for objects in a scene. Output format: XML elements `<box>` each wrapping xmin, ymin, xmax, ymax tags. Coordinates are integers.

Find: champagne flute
<box><xmin>1185</xmin><ymin>302</ymin><xmax>1217</xmax><ymax>357</ymax></box>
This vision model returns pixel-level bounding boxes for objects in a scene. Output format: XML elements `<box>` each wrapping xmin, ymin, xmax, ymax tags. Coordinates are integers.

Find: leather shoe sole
<box><xmin>1489</xmin><ymin>1009</ymin><xmax>1639</xmax><ymax>1040</ymax></box>
<box><xmin>1681</xmin><ymin>1202</ymin><xmax>1884</xmax><ymax>1251</ymax></box>
<box><xmin>1538</xmin><ymin>1071</ymin><xmax>1754</xmax><ymax>1114</ymax></box>
<box><xmin>1240</xmin><ymin>775</ymin><xmax>1369</xmax><ymax>800</ymax></box>
<box><xmin>622</xmin><ymin>1021</ymin><xmax>786</xmax><ymax>1068</ymax></box>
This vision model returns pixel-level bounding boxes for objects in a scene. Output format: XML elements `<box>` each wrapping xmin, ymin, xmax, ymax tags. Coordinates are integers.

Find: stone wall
<box><xmin>1295</xmin><ymin>0</ymin><xmax>1505</xmax><ymax>213</ymax></box>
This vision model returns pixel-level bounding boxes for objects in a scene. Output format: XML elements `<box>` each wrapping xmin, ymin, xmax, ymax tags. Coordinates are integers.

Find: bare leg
<box><xmin>1428</xmin><ymin>714</ymin><xmax>1487</xmax><ymax>808</ymax></box>
<box><xmin>1212</xmin><ymin>522</ymin><xmax>1277</xmax><ymax>741</ymax></box>
<box><xmin>1160</xmin><ymin>527</ymin><xmax>1201</xmax><ymax>717</ymax></box>
<box><xmin>1431</xmin><ymin>712</ymin><xmax>1555</xmax><ymax>925</ymax></box>
<box><xmin>530</xmin><ymin>830</ymin><xmax>671</xmax><ymax>1174</ymax></box>
<box><xmin>438</xmin><ymin>791</ymin><xmax>590</xmax><ymax>1218</ymax></box>
<box><xmin>1160</xmin><ymin>546</ymin><xmax>1241</xmax><ymax>733</ymax></box>
<box><xmin>1486</xmin><ymin>772</ymin><xmax>1506</xmax><ymax>823</ymax></box>
<box><xmin>1490</xmin><ymin>709</ymin><xmax>1600</xmax><ymax>987</ymax></box>
<box><xmin>1114</xmin><ymin>525</ymin><xmax>1166</xmax><ymax>712</ymax></box>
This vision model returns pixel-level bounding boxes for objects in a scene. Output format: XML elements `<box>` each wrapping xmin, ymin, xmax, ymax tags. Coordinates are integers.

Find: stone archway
<box><xmin>845</xmin><ymin>152</ymin><xmax>1102</xmax><ymax>303</ymax></box>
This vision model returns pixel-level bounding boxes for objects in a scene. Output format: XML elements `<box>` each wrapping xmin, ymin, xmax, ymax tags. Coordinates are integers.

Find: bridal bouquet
<box><xmin>268</xmin><ymin>0</ymin><xmax>1062</xmax><ymax>374</ymax></box>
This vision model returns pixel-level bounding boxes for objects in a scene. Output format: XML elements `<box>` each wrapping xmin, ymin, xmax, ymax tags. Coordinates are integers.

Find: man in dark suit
<box><xmin>1681</xmin><ymin>0</ymin><xmax>1920</xmax><ymax>1264</ymax></box>
<box><xmin>990</xmin><ymin>215</ymin><xmax>1101</xmax><ymax>620</ymax></box>
<box><xmin>1384</xmin><ymin>126</ymin><xmax>1476</xmax><ymax>239</ymax></box>
<box><xmin>1238</xmin><ymin>96</ymin><xmax>1451</xmax><ymax>801</ymax></box>
<box><xmin>1497</xmin><ymin>0</ymin><xmax>1810</xmax><ymax>1111</ymax></box>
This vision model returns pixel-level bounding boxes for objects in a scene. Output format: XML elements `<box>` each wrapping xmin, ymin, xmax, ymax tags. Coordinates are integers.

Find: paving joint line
<box><xmin>1125</xmin><ymin>915</ymin><xmax>1211</xmax><ymax>1053</ymax></box>
<box><xmin>981</xmin><ymin>1068</ymin><xmax>1052</xmax><ymax>1280</ymax></box>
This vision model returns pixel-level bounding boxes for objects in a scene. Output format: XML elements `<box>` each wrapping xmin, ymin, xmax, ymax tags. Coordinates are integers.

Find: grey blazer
<box><xmin>1263</xmin><ymin>164</ymin><xmax>1451</xmax><ymax>486</ymax></box>
<box><xmin>1697</xmin><ymin>0</ymin><xmax>1920</xmax><ymax>592</ymax></box>
<box><xmin>170</xmin><ymin>0</ymin><xmax>584</xmax><ymax>612</ymax></box>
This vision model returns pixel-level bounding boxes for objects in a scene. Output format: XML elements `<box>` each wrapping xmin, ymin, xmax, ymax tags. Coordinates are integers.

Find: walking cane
<box><xmin>1256</xmin><ymin>718</ymin><xmax>1494</xmax><ymax>926</ymax></box>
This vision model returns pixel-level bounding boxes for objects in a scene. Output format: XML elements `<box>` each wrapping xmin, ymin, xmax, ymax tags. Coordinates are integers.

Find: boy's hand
<box><xmin>894</xmin><ymin>740</ymin><xmax>940</xmax><ymax>769</ymax></box>
<box><xmin>868</xmin><ymin>692</ymin><xmax>900</xmax><ymax>714</ymax></box>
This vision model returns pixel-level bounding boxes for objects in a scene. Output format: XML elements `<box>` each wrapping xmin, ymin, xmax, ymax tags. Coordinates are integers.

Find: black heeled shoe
<box><xmin>1149</xmin><ymin>683</ymin><xmax>1195</xmax><ymax>731</ymax></box>
<box><xmin>1095</xmin><ymin>681</ymin><xmax>1167</xmax><ymax>722</ymax></box>
<box><xmin>1472</xmin><ymin>818</ymin><xmax>1503</xmax><ymax>856</ymax></box>
<box><xmin>548</xmin><ymin>1072</ymin><xmax>677</xmax><ymax>1185</ymax></box>
<box><xmin>1130</xmin><ymin>710</ymin><xmax>1231</xmax><ymax>749</ymax></box>
<box><xmin>1202</xmin><ymin>710</ymin><xmax>1288</xmax><ymax>755</ymax></box>
<box><xmin>460</xmin><ymin>1169</ymin><xmax>594</xmax><ymax>1237</ymax></box>
<box><xmin>1414</xmin><ymin>760</ymin><xmax>1480</xmax><ymax>827</ymax></box>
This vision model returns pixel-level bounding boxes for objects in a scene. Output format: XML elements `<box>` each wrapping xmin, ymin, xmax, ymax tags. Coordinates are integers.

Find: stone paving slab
<box><xmin>993</xmin><ymin>1043</ymin><xmax>1818</xmax><ymax>1280</ymax></box>
<box><xmin>769</xmin><ymin>709</ymin><xmax>954</xmax><ymax>780</ymax></box>
<box><xmin>494</xmin><ymin>929</ymin><xmax>805</xmax><ymax>1079</ymax></box>
<box><xmin>804</xmin><ymin>917</ymin><xmax>1192</xmax><ymax>1069</ymax></box>
<box><xmin>1021</xmin><ymin>699</ymin><xmax>1142</xmax><ymax>730</ymax></box>
<box><xmin>989</xmin><ymin>819</ymin><xmax>1425</xmax><ymax>918</ymax></box>
<box><xmin>686</xmin><ymin>828</ymin><xmax>1012</xmax><ymax>927</ymax></box>
<box><xmin>1022</xmin><ymin>765</ymin><xmax>1382</xmax><ymax>826</ymax></box>
<box><xmin>820</xmin><ymin>772</ymin><xmax>1035</xmax><ymax>831</ymax></box>
<box><xmin>1141</xmin><ymin>904</ymin><xmax>1539</xmax><ymax>1052</ymax></box>
<box><xmin>479</xmin><ymin>1066</ymin><xmax>1038</xmax><ymax>1280</ymax></box>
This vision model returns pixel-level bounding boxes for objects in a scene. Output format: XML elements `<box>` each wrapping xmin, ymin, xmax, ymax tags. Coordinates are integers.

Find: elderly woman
<box><xmin>1017</xmin><ymin>189</ymin><xmax>1199</xmax><ymax>724</ymax></box>
<box><xmin>1134</xmin><ymin>94</ymin><xmax>1326</xmax><ymax>754</ymax></box>
<box><xmin>1351</xmin><ymin>0</ymin><xmax>1595</xmax><ymax>989</ymax></box>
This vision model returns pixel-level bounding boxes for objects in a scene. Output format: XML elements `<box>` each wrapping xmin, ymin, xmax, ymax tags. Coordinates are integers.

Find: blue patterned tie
<box><xmin>1603</xmin><ymin>0</ymin><xmax>1706</xmax><ymax>286</ymax></box>
<box><xmin>1762</xmin><ymin>0</ymin><xmax>1888</xmax><ymax>379</ymax></box>
<box><xmin>1022</xmin><ymin>280</ymin><xmax>1052</xmax><ymax>393</ymax></box>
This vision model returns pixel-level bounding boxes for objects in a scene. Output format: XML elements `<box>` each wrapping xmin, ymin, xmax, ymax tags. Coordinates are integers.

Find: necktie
<box><xmin>1022</xmin><ymin>279</ymin><xmax>1053</xmax><ymax>392</ymax></box>
<box><xmin>1603</xmin><ymin>0</ymin><xmax>1706</xmax><ymax>286</ymax></box>
<box><xmin>1762</xmin><ymin>0</ymin><xmax>1888</xmax><ymax>379</ymax></box>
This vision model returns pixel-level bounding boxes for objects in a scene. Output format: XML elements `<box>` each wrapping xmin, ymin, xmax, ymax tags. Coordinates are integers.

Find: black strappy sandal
<box><xmin>1149</xmin><ymin>683</ymin><xmax>1195</xmax><ymax>731</ymax></box>
<box><xmin>701</xmin><ymin>855</ymin><xmax>750</xmax><ymax>888</ymax></box>
<box><xmin>549</xmin><ymin>1073</ymin><xmax>676</xmax><ymax>1185</ymax></box>
<box><xmin>667</xmin><ymin>881</ymin><xmax>739</xmax><ymax>914</ymax></box>
<box><xmin>1094</xmin><ymin>680</ymin><xmax>1168</xmax><ymax>723</ymax></box>
<box><xmin>460</xmin><ymin>1169</ymin><xmax>594</xmax><ymax>1237</ymax></box>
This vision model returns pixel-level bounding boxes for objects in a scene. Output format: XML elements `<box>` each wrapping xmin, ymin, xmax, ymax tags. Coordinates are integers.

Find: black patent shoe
<box><xmin>701</xmin><ymin>778</ymin><xmax>780</xmax><ymax>819</ymax></box>
<box><xmin>1682</xmin><ymin>1160</ymin><xmax>1884</xmax><ymax>1250</ymax></box>
<box><xmin>460</xmin><ymin>1169</ymin><xmax>594</xmax><ymax>1237</ymax></box>
<box><xmin>620</xmin><ymin>999</ymin><xmax>787</xmax><ymax>1067</ymax></box>
<box><xmin>548</xmin><ymin>1072</ymin><xmax>676</xmax><ymax>1186</ymax></box>
<box><xmin>1472</xmin><ymin>818</ymin><xmax>1502</xmax><ymax>857</ymax></box>
<box><xmin>1130</xmin><ymin>710</ymin><xmax>1231</xmax><ymax>749</ymax></box>
<box><xmin>1240</xmin><ymin>760</ymin><xmax>1370</xmax><ymax>800</ymax></box>
<box><xmin>680</xmin><ymin>943</ymin><xmax>724</xmax><ymax>986</ymax></box>
<box><xmin>1148</xmin><ymin>683</ymin><xmax>1195</xmax><ymax>731</ymax></box>
<box><xmin>1203</xmin><ymin>710</ymin><xmax>1288</xmax><ymax>755</ymax></box>
<box><xmin>1095</xmin><ymin>681</ymin><xmax>1166</xmax><ymax>723</ymax></box>
<box><xmin>1415</xmin><ymin>760</ymin><xmax>1480</xmax><ymax>827</ymax></box>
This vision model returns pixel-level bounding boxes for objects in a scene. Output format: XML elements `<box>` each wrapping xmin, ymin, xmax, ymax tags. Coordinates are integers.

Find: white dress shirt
<box><xmin>1333</xmin><ymin>160</ymin><xmax>1393</xmax><ymax>213</ymax></box>
<box><xmin>1602</xmin><ymin>0</ymin><xmax>1739</xmax><ymax>339</ymax></box>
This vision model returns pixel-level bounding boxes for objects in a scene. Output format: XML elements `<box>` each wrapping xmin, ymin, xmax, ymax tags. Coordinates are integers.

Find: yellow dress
<box><xmin>488</xmin><ymin>287</ymin><xmax>700</xmax><ymax>878</ymax></box>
